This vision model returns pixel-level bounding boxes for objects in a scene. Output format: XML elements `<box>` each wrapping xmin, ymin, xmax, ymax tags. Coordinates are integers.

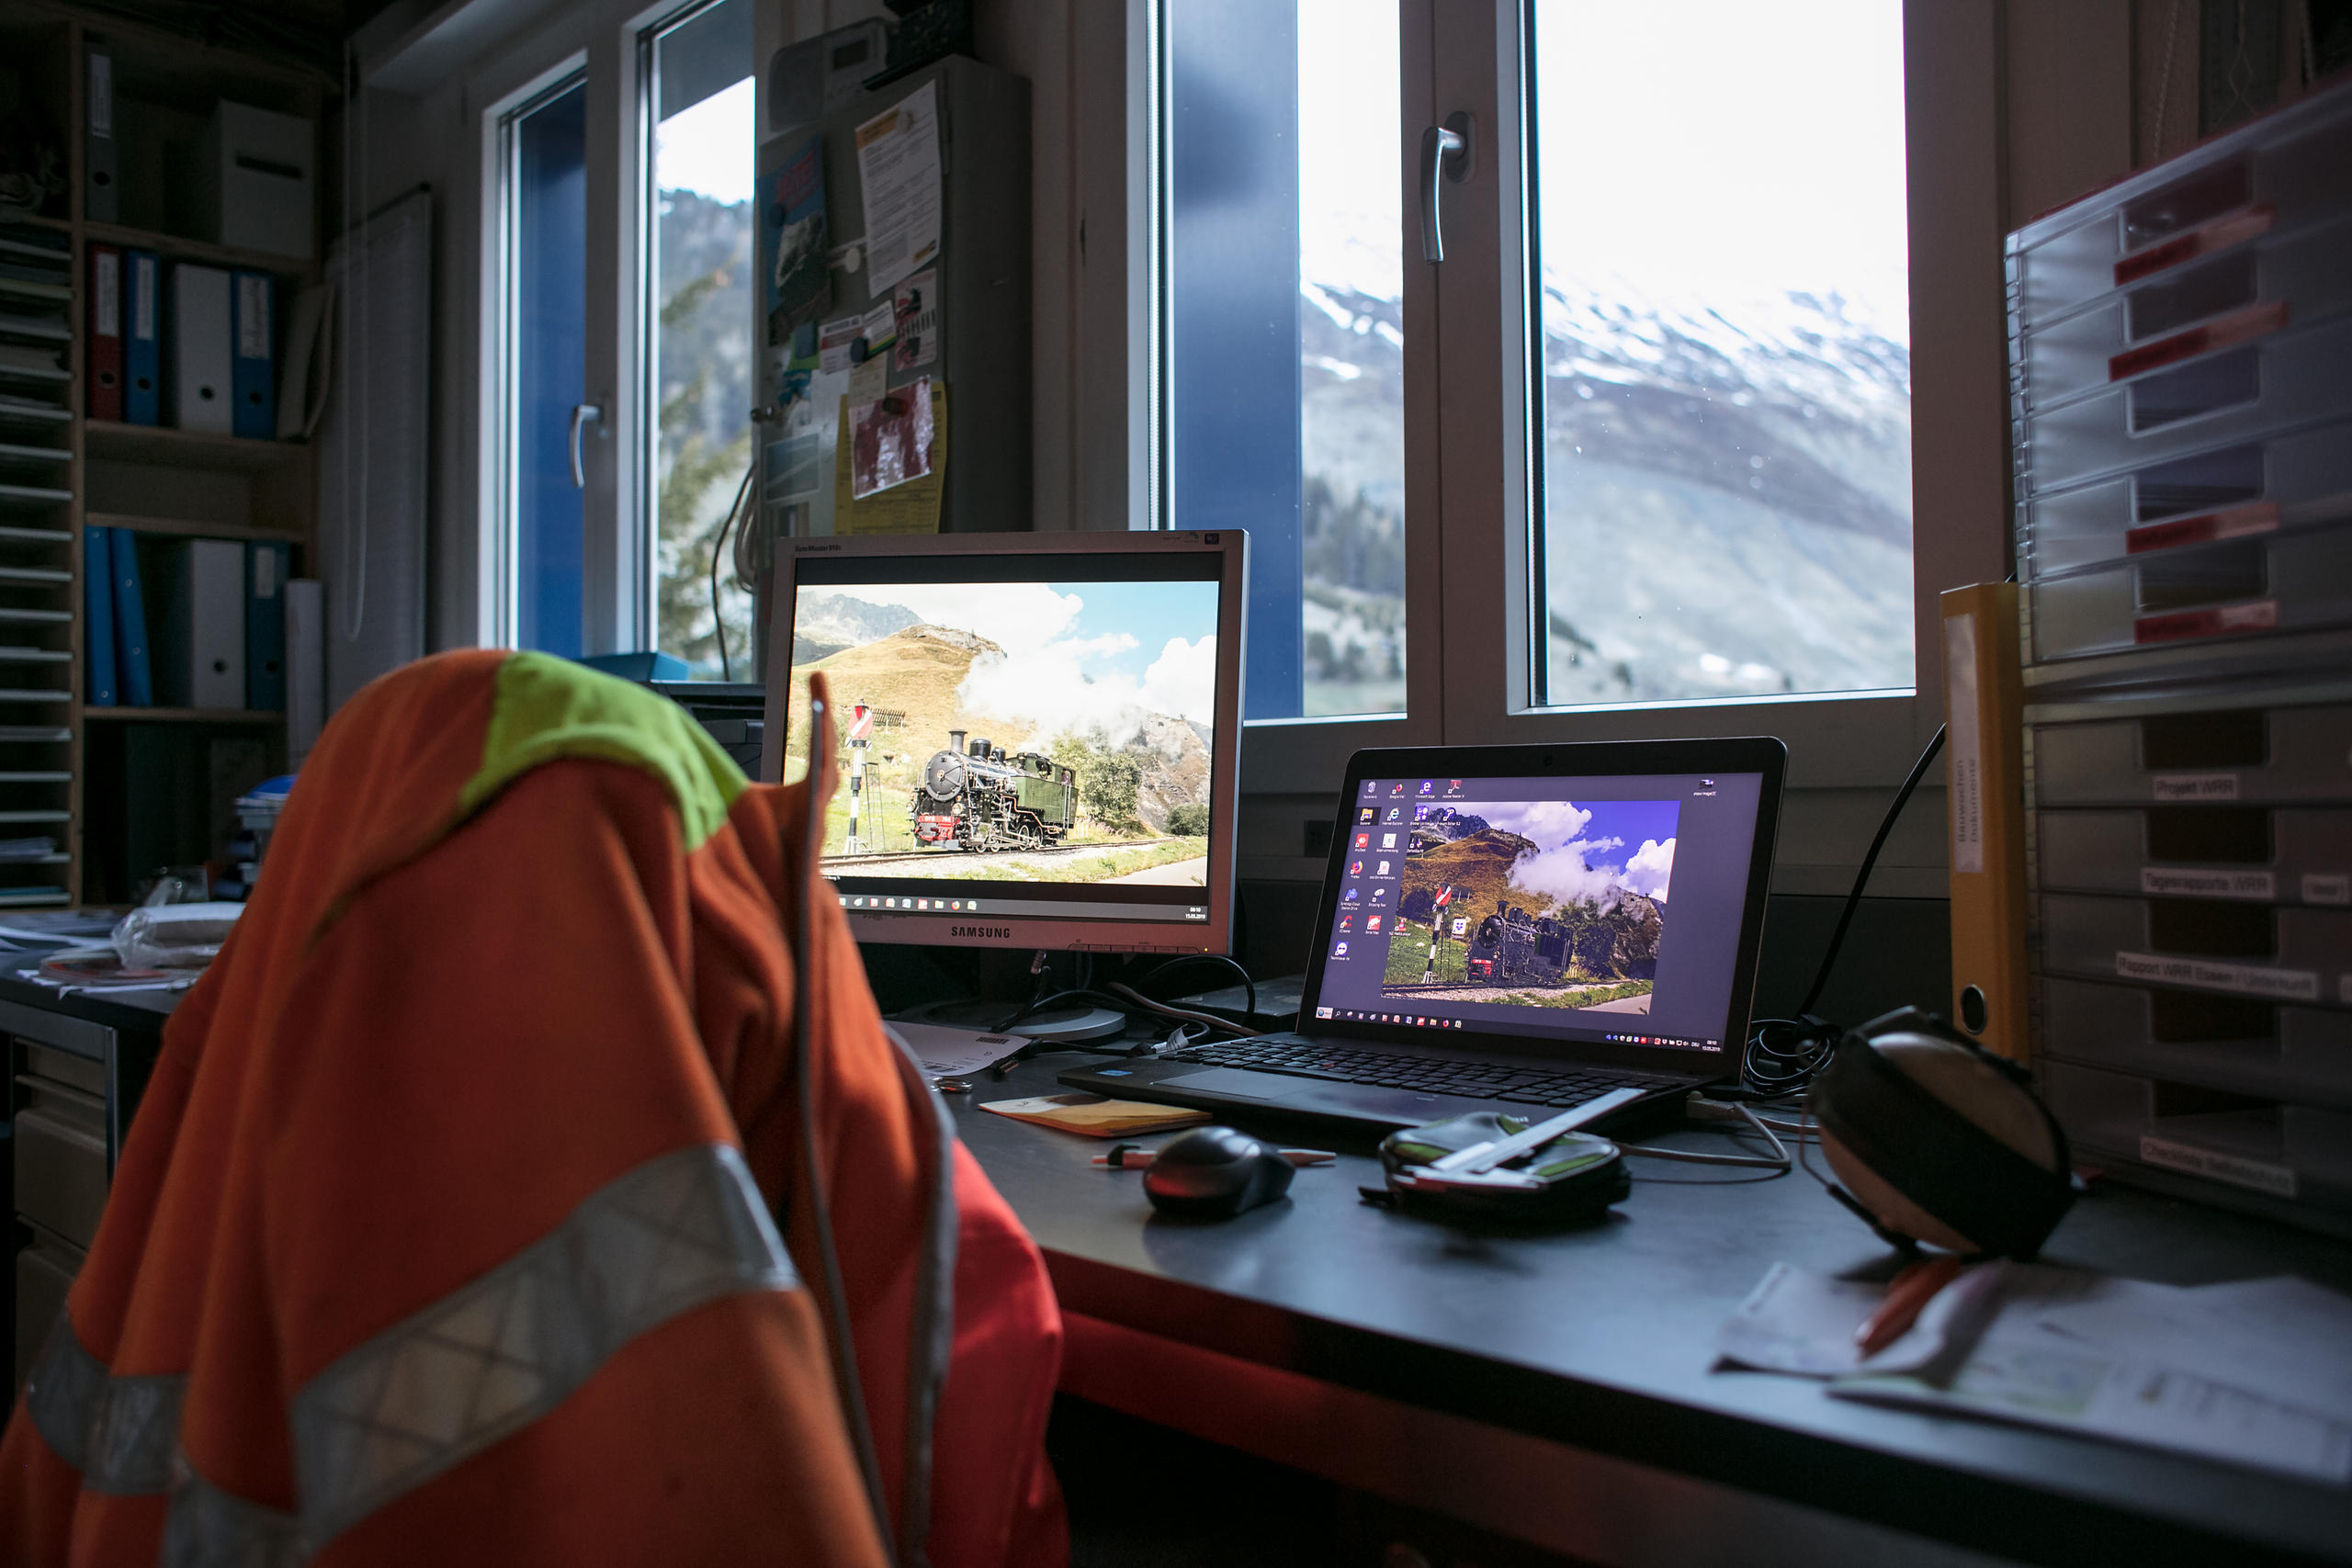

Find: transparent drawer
<box><xmin>2025</xmin><ymin>522</ymin><xmax>2352</xmax><ymax>660</ymax></box>
<box><xmin>2010</xmin><ymin>85</ymin><xmax>2352</xmax><ymax>328</ymax></box>
<box><xmin>2017</xmin><ymin>216</ymin><xmax>2352</xmax><ymax>412</ymax></box>
<box><xmin>2018</xmin><ymin>311</ymin><xmax>2352</xmax><ymax>497</ymax></box>
<box><xmin>2032</xmin><ymin>703</ymin><xmax>2352</xmax><ymax>807</ymax></box>
<box><xmin>2038</xmin><ymin>891</ymin><xmax>2352</xmax><ymax>1006</ymax></box>
<box><xmin>2043</xmin><ymin>1057</ymin><xmax>2352</xmax><ymax>1207</ymax></box>
<box><xmin>2018</xmin><ymin>420</ymin><xmax>2352</xmax><ymax>579</ymax></box>
<box><xmin>2040</xmin><ymin>976</ymin><xmax>2352</xmax><ymax>1110</ymax></box>
<box><xmin>2039</xmin><ymin>807</ymin><xmax>2352</xmax><ymax>903</ymax></box>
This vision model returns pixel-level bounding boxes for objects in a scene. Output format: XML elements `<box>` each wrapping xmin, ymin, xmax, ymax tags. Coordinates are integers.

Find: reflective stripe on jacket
<box><xmin>0</xmin><ymin>650</ymin><xmax>1065</xmax><ymax>1567</ymax></box>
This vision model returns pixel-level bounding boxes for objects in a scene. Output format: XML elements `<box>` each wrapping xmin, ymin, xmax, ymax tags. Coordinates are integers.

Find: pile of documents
<box><xmin>1719</xmin><ymin>1261</ymin><xmax>2352</xmax><ymax>1483</ymax></box>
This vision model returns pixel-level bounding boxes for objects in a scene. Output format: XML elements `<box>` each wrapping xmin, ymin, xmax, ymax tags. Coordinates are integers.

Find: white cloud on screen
<box><xmin>860</xmin><ymin>582</ymin><xmax>1083</xmax><ymax>653</ymax></box>
<box><xmin>959</xmin><ymin>633</ymin><xmax>1219</xmax><ymax>746</ymax></box>
<box><xmin>1623</xmin><ymin>837</ymin><xmax>1676</xmax><ymax>899</ymax></box>
<box><xmin>1476</xmin><ymin>799</ymin><xmax>1593</xmax><ymax>846</ymax></box>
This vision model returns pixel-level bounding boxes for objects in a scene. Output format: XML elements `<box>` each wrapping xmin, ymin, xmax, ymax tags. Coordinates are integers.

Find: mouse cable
<box><xmin>1616</xmin><ymin>1103</ymin><xmax>1792</xmax><ymax>1170</ymax></box>
<box><xmin>1736</xmin><ymin>722</ymin><xmax>1947</xmax><ymax>1100</ymax></box>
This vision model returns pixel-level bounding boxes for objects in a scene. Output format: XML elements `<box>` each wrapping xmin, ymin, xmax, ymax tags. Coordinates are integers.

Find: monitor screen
<box><xmin>1299</xmin><ymin>751</ymin><xmax>1780</xmax><ymax>1071</ymax></box>
<box><xmin>763</xmin><ymin>531</ymin><xmax>1248</xmax><ymax>955</ymax></box>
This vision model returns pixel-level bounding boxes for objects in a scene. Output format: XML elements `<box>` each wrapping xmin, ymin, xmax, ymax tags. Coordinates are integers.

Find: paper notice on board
<box><xmin>849</xmin><ymin>374</ymin><xmax>934</xmax><ymax>498</ymax></box>
<box><xmin>835</xmin><ymin>382</ymin><xmax>947</xmax><ymax>535</ymax></box>
<box><xmin>856</xmin><ymin>81</ymin><xmax>943</xmax><ymax>294</ymax></box>
<box><xmin>893</xmin><ymin>268</ymin><xmax>938</xmax><ymax>370</ymax></box>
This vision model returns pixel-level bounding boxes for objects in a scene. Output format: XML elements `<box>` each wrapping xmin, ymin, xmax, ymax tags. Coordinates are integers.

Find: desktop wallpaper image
<box><xmin>784</xmin><ymin>581</ymin><xmax>1220</xmax><ymax>887</ymax></box>
<box><xmin>1378</xmin><ymin>797</ymin><xmax>1679</xmax><ymax>1013</ymax></box>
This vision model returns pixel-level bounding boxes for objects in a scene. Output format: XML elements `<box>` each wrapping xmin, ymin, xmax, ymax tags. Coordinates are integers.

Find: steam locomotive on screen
<box><xmin>910</xmin><ymin>728</ymin><xmax>1079</xmax><ymax>852</ymax></box>
<box><xmin>1464</xmin><ymin>900</ymin><xmax>1577</xmax><ymax>986</ymax></box>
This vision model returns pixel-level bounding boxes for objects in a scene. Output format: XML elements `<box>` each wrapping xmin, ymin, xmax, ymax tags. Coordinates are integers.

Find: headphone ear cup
<box><xmin>1810</xmin><ymin>1025</ymin><xmax>2075</xmax><ymax>1258</ymax></box>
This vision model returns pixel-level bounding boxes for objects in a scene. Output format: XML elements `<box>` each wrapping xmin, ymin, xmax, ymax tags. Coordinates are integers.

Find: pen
<box><xmin>1854</xmin><ymin>1255</ymin><xmax>1966</xmax><ymax>1357</ymax></box>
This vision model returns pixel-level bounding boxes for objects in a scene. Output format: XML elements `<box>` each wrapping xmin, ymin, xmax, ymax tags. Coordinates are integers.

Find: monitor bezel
<box><xmin>1295</xmin><ymin>738</ymin><xmax>1788</xmax><ymax>1076</ymax></box>
<box><xmin>763</xmin><ymin>529</ymin><xmax>1250</xmax><ymax>957</ymax></box>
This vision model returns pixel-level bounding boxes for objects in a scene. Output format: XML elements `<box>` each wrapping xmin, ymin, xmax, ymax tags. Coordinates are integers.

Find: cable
<box><xmin>793</xmin><ymin>697</ymin><xmax>896</xmax><ymax>1563</ymax></box>
<box><xmin>707</xmin><ymin>462</ymin><xmax>753</xmax><ymax>681</ymax></box>
<box><xmin>1619</xmin><ymin>1104</ymin><xmax>1792</xmax><ymax>1170</ymax></box>
<box><xmin>1798</xmin><ymin>724</ymin><xmax>1946</xmax><ymax>1018</ymax></box>
<box><xmin>1102</xmin><ymin>981</ymin><xmax>1263</xmax><ymax>1037</ymax></box>
<box><xmin>1132</xmin><ymin>953</ymin><xmax>1256</xmax><ymax>1018</ymax></box>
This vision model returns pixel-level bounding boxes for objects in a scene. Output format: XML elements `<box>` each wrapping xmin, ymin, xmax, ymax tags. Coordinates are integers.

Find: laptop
<box><xmin>1059</xmin><ymin>739</ymin><xmax>1785</xmax><ymax>1134</ymax></box>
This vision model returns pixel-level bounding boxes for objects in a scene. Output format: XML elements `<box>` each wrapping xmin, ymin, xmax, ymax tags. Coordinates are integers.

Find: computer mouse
<box><xmin>1143</xmin><ymin>1125</ymin><xmax>1295</xmax><ymax>1219</ymax></box>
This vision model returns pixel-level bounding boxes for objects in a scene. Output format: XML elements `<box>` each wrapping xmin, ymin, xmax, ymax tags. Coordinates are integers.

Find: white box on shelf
<box><xmin>195</xmin><ymin>101</ymin><xmax>315</xmax><ymax>261</ymax></box>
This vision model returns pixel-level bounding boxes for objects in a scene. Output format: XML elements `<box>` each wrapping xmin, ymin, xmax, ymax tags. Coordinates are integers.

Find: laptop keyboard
<box><xmin>1159</xmin><ymin>1035</ymin><xmax>1677</xmax><ymax>1107</ymax></box>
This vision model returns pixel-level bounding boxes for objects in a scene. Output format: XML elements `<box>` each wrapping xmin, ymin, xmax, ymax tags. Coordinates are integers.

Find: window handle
<box><xmin>569</xmin><ymin>401</ymin><xmax>604</xmax><ymax>489</ymax></box>
<box><xmin>1419</xmin><ymin>111</ymin><xmax>1474</xmax><ymax>263</ymax></box>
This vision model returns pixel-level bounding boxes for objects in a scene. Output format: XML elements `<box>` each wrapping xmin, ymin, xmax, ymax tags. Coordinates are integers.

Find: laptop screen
<box><xmin>1306</xmin><ymin>765</ymin><xmax>1772</xmax><ymax>1066</ymax></box>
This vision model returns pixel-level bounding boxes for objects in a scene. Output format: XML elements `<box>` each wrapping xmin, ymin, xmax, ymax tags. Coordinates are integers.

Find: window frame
<box><xmin>1158</xmin><ymin>0</ymin><xmax>2008</xmax><ymax>797</ymax></box>
<box><xmin>1427</xmin><ymin>0</ymin><xmax>2006</xmax><ymax>793</ymax></box>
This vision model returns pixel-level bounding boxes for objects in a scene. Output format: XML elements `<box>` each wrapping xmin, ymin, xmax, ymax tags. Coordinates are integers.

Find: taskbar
<box><xmin>839</xmin><ymin>891</ymin><xmax>1209</xmax><ymax>923</ymax></box>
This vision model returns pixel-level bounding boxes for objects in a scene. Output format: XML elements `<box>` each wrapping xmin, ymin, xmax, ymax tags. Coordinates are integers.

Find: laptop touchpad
<box><xmin>1160</xmin><ymin>1067</ymin><xmax>1315</xmax><ymax>1102</ymax></box>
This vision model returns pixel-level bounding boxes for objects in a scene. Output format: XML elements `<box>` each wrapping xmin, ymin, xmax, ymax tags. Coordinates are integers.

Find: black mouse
<box><xmin>1143</xmin><ymin>1125</ymin><xmax>1295</xmax><ymax>1219</ymax></box>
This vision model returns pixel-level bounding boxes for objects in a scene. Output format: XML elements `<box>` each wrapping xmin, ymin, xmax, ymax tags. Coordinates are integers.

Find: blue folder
<box><xmin>245</xmin><ymin>538</ymin><xmax>288</xmax><ymax>711</ymax></box>
<box><xmin>231</xmin><ymin>270</ymin><xmax>275</xmax><ymax>440</ymax></box>
<box><xmin>83</xmin><ymin>526</ymin><xmax>117</xmax><ymax>706</ymax></box>
<box><xmin>125</xmin><ymin>251</ymin><xmax>160</xmax><ymax>426</ymax></box>
<box><xmin>112</xmin><ymin>527</ymin><xmax>153</xmax><ymax>707</ymax></box>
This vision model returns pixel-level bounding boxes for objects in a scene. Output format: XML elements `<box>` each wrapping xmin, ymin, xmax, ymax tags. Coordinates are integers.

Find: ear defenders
<box><xmin>1808</xmin><ymin>1007</ymin><xmax>2074</xmax><ymax>1258</ymax></box>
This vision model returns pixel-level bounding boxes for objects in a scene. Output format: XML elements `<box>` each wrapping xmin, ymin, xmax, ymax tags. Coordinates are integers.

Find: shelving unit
<box><xmin>0</xmin><ymin>0</ymin><xmax>333</xmax><ymax>905</ymax></box>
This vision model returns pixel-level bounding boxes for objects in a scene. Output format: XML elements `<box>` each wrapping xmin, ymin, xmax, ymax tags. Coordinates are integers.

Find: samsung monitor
<box><xmin>763</xmin><ymin>531</ymin><xmax>1248</xmax><ymax>954</ymax></box>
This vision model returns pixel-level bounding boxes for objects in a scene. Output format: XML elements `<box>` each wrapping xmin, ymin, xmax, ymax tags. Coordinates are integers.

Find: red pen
<box><xmin>1855</xmin><ymin>1256</ymin><xmax>1966</xmax><ymax>1357</ymax></box>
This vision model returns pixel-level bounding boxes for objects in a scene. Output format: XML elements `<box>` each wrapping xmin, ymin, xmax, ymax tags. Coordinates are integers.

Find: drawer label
<box><xmin>2113</xmin><ymin>204</ymin><xmax>2276</xmax><ymax>286</ymax></box>
<box><xmin>2304</xmin><ymin>874</ymin><xmax>2351</xmax><ymax>905</ymax></box>
<box><xmin>2115</xmin><ymin>951</ymin><xmax>2320</xmax><ymax>1000</ymax></box>
<box><xmin>2151</xmin><ymin>772</ymin><xmax>2240</xmax><ymax>801</ymax></box>
<box><xmin>2141</xmin><ymin>866</ymin><xmax>2275</xmax><ymax>898</ymax></box>
<box><xmin>2139</xmin><ymin>1134</ymin><xmax>2298</xmax><ymax>1198</ymax></box>
<box><xmin>2134</xmin><ymin>600</ymin><xmax>2278</xmax><ymax>645</ymax></box>
<box><xmin>2109</xmin><ymin>300</ymin><xmax>2290</xmax><ymax>381</ymax></box>
<box><xmin>2125</xmin><ymin>502</ymin><xmax>2279</xmax><ymax>556</ymax></box>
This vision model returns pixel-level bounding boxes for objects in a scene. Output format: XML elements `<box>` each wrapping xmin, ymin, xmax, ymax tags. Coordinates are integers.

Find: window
<box><xmin>1159</xmin><ymin>4</ymin><xmax>1997</xmax><ymax>789</ymax></box>
<box><xmin>1529</xmin><ymin>2</ymin><xmax>1913</xmax><ymax>708</ymax></box>
<box><xmin>642</xmin><ymin>0</ymin><xmax>756</xmax><ymax>679</ymax></box>
<box><xmin>1164</xmin><ymin>0</ymin><xmax>1417</xmax><ymax>725</ymax></box>
<box><xmin>494</xmin><ymin>71</ymin><xmax>590</xmax><ymax>659</ymax></box>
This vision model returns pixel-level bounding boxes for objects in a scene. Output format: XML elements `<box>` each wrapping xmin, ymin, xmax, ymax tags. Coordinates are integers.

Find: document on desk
<box><xmin>885</xmin><ymin>1021</ymin><xmax>1023</xmax><ymax>1079</ymax></box>
<box><xmin>1721</xmin><ymin>1262</ymin><xmax>2352</xmax><ymax>1484</ymax></box>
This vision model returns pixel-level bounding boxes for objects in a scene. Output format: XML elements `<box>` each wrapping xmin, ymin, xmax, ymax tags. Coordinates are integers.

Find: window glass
<box><xmin>647</xmin><ymin>0</ymin><xmax>755</xmax><ymax>676</ymax></box>
<box><xmin>1166</xmin><ymin>0</ymin><xmax>1406</xmax><ymax>721</ymax></box>
<box><xmin>1531</xmin><ymin>1</ymin><xmax>1913</xmax><ymax>705</ymax></box>
<box><xmin>504</xmin><ymin>75</ymin><xmax>588</xmax><ymax>657</ymax></box>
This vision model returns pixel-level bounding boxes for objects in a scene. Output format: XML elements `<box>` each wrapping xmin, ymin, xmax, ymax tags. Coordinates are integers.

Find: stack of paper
<box><xmin>1719</xmin><ymin>1261</ymin><xmax>2352</xmax><ymax>1483</ymax></box>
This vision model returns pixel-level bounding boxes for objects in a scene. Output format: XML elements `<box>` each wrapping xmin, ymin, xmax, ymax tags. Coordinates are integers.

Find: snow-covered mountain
<box><xmin>1299</xmin><ymin>270</ymin><xmax>1916</xmax><ymax>705</ymax></box>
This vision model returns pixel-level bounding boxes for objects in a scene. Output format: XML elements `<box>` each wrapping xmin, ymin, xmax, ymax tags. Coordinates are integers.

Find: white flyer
<box><xmin>856</xmin><ymin>81</ymin><xmax>944</xmax><ymax>295</ymax></box>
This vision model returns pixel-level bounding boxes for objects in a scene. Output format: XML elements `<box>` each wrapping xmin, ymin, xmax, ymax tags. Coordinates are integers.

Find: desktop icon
<box><xmin>1390</xmin><ymin>783</ymin><xmax>1405</xmax><ymax>795</ymax></box>
<box><xmin>1358</xmin><ymin>807</ymin><xmax>1375</xmax><ymax>824</ymax></box>
<box><xmin>1350</xmin><ymin>860</ymin><xmax>1364</xmax><ymax>876</ymax></box>
<box><xmin>1372</xmin><ymin>886</ymin><xmax>1388</xmax><ymax>903</ymax></box>
<box><xmin>1354</xmin><ymin>832</ymin><xmax>1372</xmax><ymax>850</ymax></box>
<box><xmin>1385</xmin><ymin>807</ymin><xmax>1401</xmax><ymax>822</ymax></box>
<box><xmin>1363</xmin><ymin>780</ymin><xmax>1378</xmax><ymax>796</ymax></box>
<box><xmin>1343</xmin><ymin>887</ymin><xmax>1360</xmax><ymax>902</ymax></box>
<box><xmin>1376</xmin><ymin>860</ymin><xmax>1390</xmax><ymax>876</ymax></box>
<box><xmin>1381</xmin><ymin>833</ymin><xmax>1397</xmax><ymax>849</ymax></box>
<box><xmin>1339</xmin><ymin>912</ymin><xmax>1355</xmax><ymax>931</ymax></box>
<box><xmin>1317</xmin><ymin>1006</ymin><xmax>1334</xmax><ymax>1019</ymax></box>
<box><xmin>1367</xmin><ymin>915</ymin><xmax>1383</xmax><ymax>932</ymax></box>
<box><xmin>1419</xmin><ymin>781</ymin><xmax>1434</xmax><ymax>795</ymax></box>
<box><xmin>1333</xmin><ymin>941</ymin><xmax>1350</xmax><ymax>957</ymax></box>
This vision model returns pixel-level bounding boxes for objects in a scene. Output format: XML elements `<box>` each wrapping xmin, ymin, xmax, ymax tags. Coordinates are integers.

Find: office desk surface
<box><xmin>952</xmin><ymin>1057</ymin><xmax>2352</xmax><ymax>1567</ymax></box>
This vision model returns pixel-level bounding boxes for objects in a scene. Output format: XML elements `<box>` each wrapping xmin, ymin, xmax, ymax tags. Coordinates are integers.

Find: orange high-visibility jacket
<box><xmin>1</xmin><ymin>650</ymin><xmax>1066</xmax><ymax>1567</ymax></box>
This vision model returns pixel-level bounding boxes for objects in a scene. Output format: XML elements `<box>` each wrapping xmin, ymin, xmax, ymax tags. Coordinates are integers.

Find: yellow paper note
<box><xmin>979</xmin><ymin>1093</ymin><xmax>1212</xmax><ymax>1139</ymax></box>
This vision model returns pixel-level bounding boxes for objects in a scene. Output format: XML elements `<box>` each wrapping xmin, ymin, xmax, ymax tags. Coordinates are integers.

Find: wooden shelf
<box><xmin>84</xmin><ymin>422</ymin><xmax>311</xmax><ymax>473</ymax></box>
<box><xmin>85</xmin><ymin>511</ymin><xmax>306</xmax><ymax>544</ymax></box>
<box><xmin>77</xmin><ymin>220</ymin><xmax>322</xmax><ymax>282</ymax></box>
<box><xmin>85</xmin><ymin>707</ymin><xmax>286</xmax><ymax>725</ymax></box>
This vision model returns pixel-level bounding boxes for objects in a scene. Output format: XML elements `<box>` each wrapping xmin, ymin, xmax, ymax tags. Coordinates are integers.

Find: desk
<box><xmin>955</xmin><ymin>1055</ymin><xmax>2352</xmax><ymax>1568</ymax></box>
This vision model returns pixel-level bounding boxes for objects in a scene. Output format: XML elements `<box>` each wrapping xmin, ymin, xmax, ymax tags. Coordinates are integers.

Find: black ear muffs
<box><xmin>1809</xmin><ymin>1007</ymin><xmax>2073</xmax><ymax>1258</ymax></box>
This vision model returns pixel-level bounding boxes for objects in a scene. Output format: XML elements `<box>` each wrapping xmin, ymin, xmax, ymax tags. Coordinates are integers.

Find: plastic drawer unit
<box><xmin>2025</xmin><ymin>518</ymin><xmax>2352</xmax><ymax>660</ymax></box>
<box><xmin>2018</xmin><ymin>418</ymin><xmax>2352</xmax><ymax>579</ymax></box>
<box><xmin>2043</xmin><ymin>1057</ymin><xmax>2352</xmax><ymax>1213</ymax></box>
<box><xmin>2008</xmin><ymin>85</ymin><xmax>2352</xmax><ymax>329</ymax></box>
<box><xmin>2016</xmin><ymin>214</ymin><xmax>2352</xmax><ymax>413</ymax></box>
<box><xmin>2032</xmin><ymin>702</ymin><xmax>2352</xmax><ymax>807</ymax></box>
<box><xmin>2041</xmin><ymin>975</ymin><xmax>2352</xmax><ymax>1110</ymax></box>
<box><xmin>2018</xmin><ymin>311</ymin><xmax>2352</xmax><ymax>496</ymax></box>
<box><xmin>2039</xmin><ymin>891</ymin><xmax>2352</xmax><ymax>1005</ymax></box>
<box><xmin>2039</xmin><ymin>806</ymin><xmax>2352</xmax><ymax>903</ymax></box>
